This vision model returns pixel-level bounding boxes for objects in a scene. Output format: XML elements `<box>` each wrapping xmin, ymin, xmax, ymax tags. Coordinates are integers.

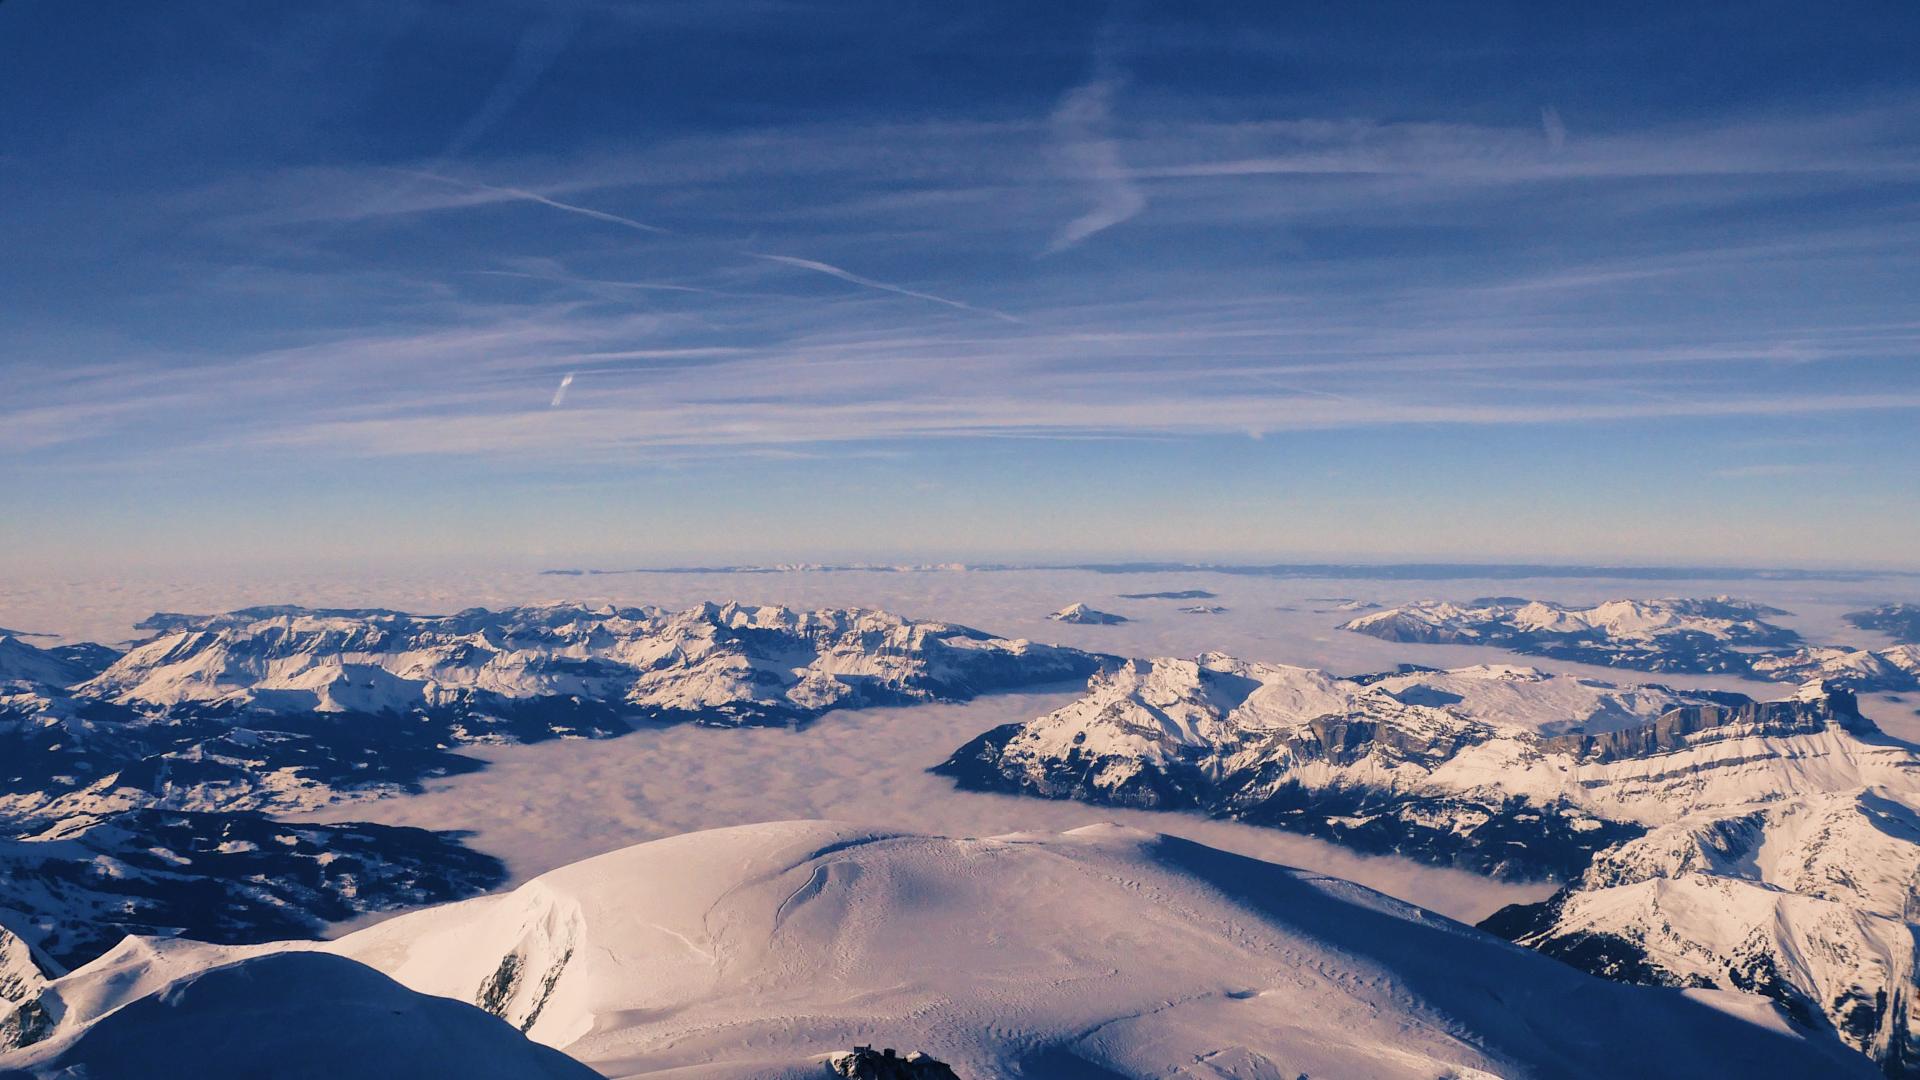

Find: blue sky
<box><xmin>4</xmin><ymin>0</ymin><xmax>1918</xmax><ymax>572</ymax></box>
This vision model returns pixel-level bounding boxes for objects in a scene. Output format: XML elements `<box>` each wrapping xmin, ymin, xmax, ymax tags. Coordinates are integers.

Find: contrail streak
<box><xmin>750</xmin><ymin>253</ymin><xmax>1022</xmax><ymax>323</ymax></box>
<box><xmin>550</xmin><ymin>372</ymin><xmax>575</xmax><ymax>407</ymax></box>
<box><xmin>395</xmin><ymin>169</ymin><xmax>669</xmax><ymax>234</ymax></box>
<box><xmin>396</xmin><ymin>172</ymin><xmax>1016</xmax><ymax>322</ymax></box>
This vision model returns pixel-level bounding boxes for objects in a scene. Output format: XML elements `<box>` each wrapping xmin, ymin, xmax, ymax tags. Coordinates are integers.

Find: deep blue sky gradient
<box><xmin>4</xmin><ymin>1</ymin><xmax>1918</xmax><ymax>570</ymax></box>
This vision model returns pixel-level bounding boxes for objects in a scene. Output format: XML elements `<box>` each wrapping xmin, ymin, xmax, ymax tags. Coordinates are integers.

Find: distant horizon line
<box><xmin>539</xmin><ymin>560</ymin><xmax>1920</xmax><ymax>583</ymax></box>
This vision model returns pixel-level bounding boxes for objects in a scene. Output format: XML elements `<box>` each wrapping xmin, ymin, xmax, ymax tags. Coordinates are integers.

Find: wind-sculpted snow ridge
<box><xmin>1</xmin><ymin>821</ymin><xmax>1871</xmax><ymax>1078</ymax></box>
<box><xmin>1342</xmin><ymin>595</ymin><xmax>1804</xmax><ymax>674</ymax></box>
<box><xmin>933</xmin><ymin>654</ymin><xmax>1920</xmax><ymax>1073</ymax></box>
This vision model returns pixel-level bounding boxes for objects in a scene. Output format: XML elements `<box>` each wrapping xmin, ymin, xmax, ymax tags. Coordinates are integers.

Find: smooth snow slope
<box><xmin>17</xmin><ymin>821</ymin><xmax>1871</xmax><ymax>1079</ymax></box>
<box><xmin>0</xmin><ymin>952</ymin><xmax>599</xmax><ymax>1080</ymax></box>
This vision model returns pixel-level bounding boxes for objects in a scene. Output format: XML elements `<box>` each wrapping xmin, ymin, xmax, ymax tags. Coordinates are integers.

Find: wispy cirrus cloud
<box><xmin>1045</xmin><ymin>75</ymin><xmax>1146</xmax><ymax>252</ymax></box>
<box><xmin>9</xmin><ymin>279</ymin><xmax>1918</xmax><ymax>465</ymax></box>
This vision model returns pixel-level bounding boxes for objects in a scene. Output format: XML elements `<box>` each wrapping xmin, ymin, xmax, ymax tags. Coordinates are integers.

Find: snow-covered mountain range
<box><xmin>939</xmin><ymin>657</ymin><xmax>1772</xmax><ymax>876</ymax></box>
<box><xmin>0</xmin><ymin>821</ymin><xmax>1870</xmax><ymax>1079</ymax></box>
<box><xmin>1</xmin><ymin>603</ymin><xmax>1097</xmax><ymax>825</ymax></box>
<box><xmin>1752</xmin><ymin>642</ymin><xmax>1920</xmax><ymax>690</ymax></box>
<box><xmin>1342</xmin><ymin>596</ymin><xmax>1920</xmax><ymax>690</ymax></box>
<box><xmin>0</xmin><ymin>605</ymin><xmax>1099</xmax><ymax>981</ymax></box>
<box><xmin>935</xmin><ymin>654</ymin><xmax>1920</xmax><ymax>1071</ymax></box>
<box><xmin>0</xmin><ymin>656</ymin><xmax>503</xmax><ymax>980</ymax></box>
<box><xmin>1</xmin><ymin>602</ymin><xmax>1100</xmax><ymax>829</ymax></box>
<box><xmin>82</xmin><ymin>602</ymin><xmax>1098</xmax><ymax>722</ymax></box>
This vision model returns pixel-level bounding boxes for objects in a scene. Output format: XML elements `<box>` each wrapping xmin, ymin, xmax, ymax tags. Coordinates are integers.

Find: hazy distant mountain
<box><xmin>1751</xmin><ymin>643</ymin><xmax>1920</xmax><ymax>691</ymax></box>
<box><xmin>1309</xmin><ymin>597</ymin><xmax>1382</xmax><ymax>613</ymax></box>
<box><xmin>1846</xmin><ymin>603</ymin><xmax>1920</xmax><ymax>644</ymax></box>
<box><xmin>547</xmin><ymin>562</ymin><xmax>1907</xmax><ymax>583</ymax></box>
<box><xmin>2</xmin><ymin>821</ymin><xmax>1868</xmax><ymax>1079</ymax></box>
<box><xmin>1047</xmin><ymin>602</ymin><xmax>1127</xmax><ymax>625</ymax></box>
<box><xmin>1344</xmin><ymin>596</ymin><xmax>1920</xmax><ymax>690</ymax></box>
<box><xmin>1342</xmin><ymin>596</ymin><xmax>1800</xmax><ymax>673</ymax></box>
